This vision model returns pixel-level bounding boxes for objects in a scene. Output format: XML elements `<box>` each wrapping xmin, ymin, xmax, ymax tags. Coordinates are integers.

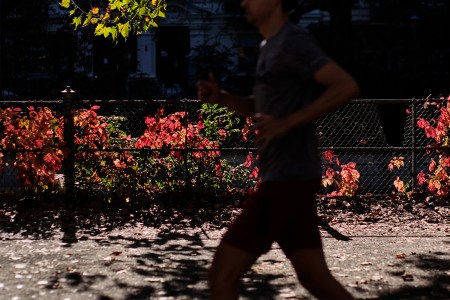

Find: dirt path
<box><xmin>0</xmin><ymin>221</ymin><xmax>448</xmax><ymax>300</ymax></box>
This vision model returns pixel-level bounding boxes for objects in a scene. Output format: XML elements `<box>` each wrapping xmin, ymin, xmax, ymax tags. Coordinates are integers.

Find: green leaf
<box><xmin>110</xmin><ymin>0</ymin><xmax>121</xmax><ymax>10</ymax></box>
<box><xmin>138</xmin><ymin>7</ymin><xmax>146</xmax><ymax>16</ymax></box>
<box><xmin>61</xmin><ymin>0</ymin><xmax>167</xmax><ymax>41</ymax></box>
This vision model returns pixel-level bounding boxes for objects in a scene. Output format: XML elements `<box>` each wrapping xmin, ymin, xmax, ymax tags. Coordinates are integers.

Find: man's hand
<box><xmin>253</xmin><ymin>113</ymin><xmax>293</xmax><ymax>149</ymax></box>
<box><xmin>196</xmin><ymin>73</ymin><xmax>220</xmax><ymax>104</ymax></box>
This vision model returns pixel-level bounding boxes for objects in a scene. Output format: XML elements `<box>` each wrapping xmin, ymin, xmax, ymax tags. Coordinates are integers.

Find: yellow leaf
<box><xmin>118</xmin><ymin>22</ymin><xmax>131</xmax><ymax>39</ymax></box>
<box><xmin>321</xmin><ymin>178</ymin><xmax>334</xmax><ymax>187</ymax></box>
<box><xmin>60</xmin><ymin>0</ymin><xmax>71</xmax><ymax>9</ymax></box>
<box><xmin>83</xmin><ymin>12</ymin><xmax>93</xmax><ymax>26</ymax></box>
<box><xmin>103</xmin><ymin>28</ymin><xmax>111</xmax><ymax>38</ymax></box>
<box><xmin>72</xmin><ymin>16</ymin><xmax>82</xmax><ymax>29</ymax></box>
<box><xmin>110</xmin><ymin>0</ymin><xmax>120</xmax><ymax>10</ymax></box>
<box><xmin>94</xmin><ymin>23</ymin><xmax>105</xmax><ymax>35</ymax></box>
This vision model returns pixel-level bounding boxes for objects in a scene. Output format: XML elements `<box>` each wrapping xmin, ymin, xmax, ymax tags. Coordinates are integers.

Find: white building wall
<box><xmin>136</xmin><ymin>33</ymin><xmax>156</xmax><ymax>77</ymax></box>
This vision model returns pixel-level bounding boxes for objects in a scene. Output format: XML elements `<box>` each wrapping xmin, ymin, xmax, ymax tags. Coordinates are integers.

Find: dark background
<box><xmin>1</xmin><ymin>0</ymin><xmax>449</xmax><ymax>101</ymax></box>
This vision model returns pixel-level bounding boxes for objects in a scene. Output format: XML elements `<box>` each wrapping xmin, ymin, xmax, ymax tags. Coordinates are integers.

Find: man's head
<box><xmin>241</xmin><ymin>0</ymin><xmax>295</xmax><ymax>36</ymax></box>
<box><xmin>241</xmin><ymin>0</ymin><xmax>297</xmax><ymax>19</ymax></box>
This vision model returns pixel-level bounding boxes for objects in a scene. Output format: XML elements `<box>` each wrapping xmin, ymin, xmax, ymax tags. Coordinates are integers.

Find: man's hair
<box><xmin>282</xmin><ymin>0</ymin><xmax>298</xmax><ymax>12</ymax></box>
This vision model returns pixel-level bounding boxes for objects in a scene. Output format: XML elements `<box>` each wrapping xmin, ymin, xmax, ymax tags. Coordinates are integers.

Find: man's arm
<box><xmin>216</xmin><ymin>91</ymin><xmax>255</xmax><ymax>117</ymax></box>
<box><xmin>287</xmin><ymin>61</ymin><xmax>360</xmax><ymax>126</ymax></box>
<box><xmin>197</xmin><ymin>73</ymin><xmax>255</xmax><ymax>117</ymax></box>
<box><xmin>254</xmin><ymin>62</ymin><xmax>360</xmax><ymax>147</ymax></box>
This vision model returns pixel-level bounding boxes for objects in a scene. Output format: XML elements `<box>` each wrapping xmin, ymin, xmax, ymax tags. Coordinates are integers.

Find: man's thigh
<box><xmin>222</xmin><ymin>179</ymin><xmax>322</xmax><ymax>256</ymax></box>
<box><xmin>268</xmin><ymin>179</ymin><xmax>322</xmax><ymax>256</ymax></box>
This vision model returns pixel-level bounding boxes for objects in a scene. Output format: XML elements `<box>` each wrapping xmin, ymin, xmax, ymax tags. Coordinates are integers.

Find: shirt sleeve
<box><xmin>286</xmin><ymin>31</ymin><xmax>331</xmax><ymax>81</ymax></box>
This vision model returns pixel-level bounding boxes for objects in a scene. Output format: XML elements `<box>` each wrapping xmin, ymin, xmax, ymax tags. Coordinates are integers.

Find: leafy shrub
<box><xmin>1</xmin><ymin>103</ymin><xmax>376</xmax><ymax>200</ymax></box>
<box><xmin>134</xmin><ymin>106</ymin><xmax>257</xmax><ymax>195</ymax></box>
<box><xmin>0</xmin><ymin>107</ymin><xmax>64</xmax><ymax>192</ymax></box>
<box><xmin>388</xmin><ymin>156</ymin><xmax>411</xmax><ymax>196</ymax></box>
<box><xmin>74</xmin><ymin>106</ymin><xmax>140</xmax><ymax>200</ymax></box>
<box><xmin>321</xmin><ymin>150</ymin><xmax>360</xmax><ymax>197</ymax></box>
<box><xmin>414</xmin><ymin>96</ymin><xmax>450</xmax><ymax>197</ymax></box>
<box><xmin>389</xmin><ymin>96</ymin><xmax>450</xmax><ymax>198</ymax></box>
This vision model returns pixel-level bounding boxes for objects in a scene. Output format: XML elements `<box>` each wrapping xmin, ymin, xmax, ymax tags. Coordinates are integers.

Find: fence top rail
<box><xmin>350</xmin><ymin>99</ymin><xmax>412</xmax><ymax>104</ymax></box>
<box><xmin>349</xmin><ymin>98</ymin><xmax>448</xmax><ymax>104</ymax></box>
<box><xmin>0</xmin><ymin>98</ymin><xmax>447</xmax><ymax>105</ymax></box>
<box><xmin>78</xmin><ymin>99</ymin><xmax>201</xmax><ymax>104</ymax></box>
<box><xmin>0</xmin><ymin>100</ymin><xmax>63</xmax><ymax>104</ymax></box>
<box><xmin>0</xmin><ymin>99</ymin><xmax>196</xmax><ymax>104</ymax></box>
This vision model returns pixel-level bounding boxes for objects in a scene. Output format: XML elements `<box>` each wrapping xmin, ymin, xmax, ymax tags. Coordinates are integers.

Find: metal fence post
<box><xmin>183</xmin><ymin>99</ymin><xmax>190</xmax><ymax>193</ymax></box>
<box><xmin>411</xmin><ymin>97</ymin><xmax>416</xmax><ymax>189</ymax></box>
<box><xmin>62</xmin><ymin>86</ymin><xmax>76</xmax><ymax>198</ymax></box>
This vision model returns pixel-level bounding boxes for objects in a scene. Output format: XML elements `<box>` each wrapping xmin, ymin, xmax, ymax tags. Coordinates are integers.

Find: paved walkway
<box><xmin>0</xmin><ymin>223</ymin><xmax>449</xmax><ymax>300</ymax></box>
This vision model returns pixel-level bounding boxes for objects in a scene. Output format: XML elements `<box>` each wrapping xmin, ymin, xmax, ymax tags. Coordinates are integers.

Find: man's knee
<box><xmin>208</xmin><ymin>262</ymin><xmax>242</xmax><ymax>300</ymax></box>
<box><xmin>296</xmin><ymin>269</ymin><xmax>326</xmax><ymax>291</ymax></box>
<box><xmin>208</xmin><ymin>262</ymin><xmax>240</xmax><ymax>287</ymax></box>
<box><xmin>288</xmin><ymin>248</ymin><xmax>331</xmax><ymax>290</ymax></box>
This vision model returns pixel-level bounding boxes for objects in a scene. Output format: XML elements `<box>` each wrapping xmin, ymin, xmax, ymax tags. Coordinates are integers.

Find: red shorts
<box><xmin>223</xmin><ymin>179</ymin><xmax>322</xmax><ymax>257</ymax></box>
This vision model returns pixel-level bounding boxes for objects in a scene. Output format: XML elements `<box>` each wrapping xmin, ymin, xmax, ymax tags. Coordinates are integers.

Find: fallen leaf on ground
<box><xmin>14</xmin><ymin>264</ymin><xmax>26</xmax><ymax>269</ymax></box>
<box><xmin>280</xmin><ymin>288</ymin><xmax>297</xmax><ymax>298</ymax></box>
<box><xmin>402</xmin><ymin>274</ymin><xmax>414</xmax><ymax>281</ymax></box>
<box><xmin>144</xmin><ymin>277</ymin><xmax>164</xmax><ymax>282</ymax></box>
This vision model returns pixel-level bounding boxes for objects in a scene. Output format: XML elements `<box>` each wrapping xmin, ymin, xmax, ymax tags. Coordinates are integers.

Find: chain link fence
<box><xmin>0</xmin><ymin>96</ymin><xmax>446</xmax><ymax>196</ymax></box>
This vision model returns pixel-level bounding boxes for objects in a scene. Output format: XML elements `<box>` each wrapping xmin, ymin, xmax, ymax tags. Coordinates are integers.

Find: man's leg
<box><xmin>288</xmin><ymin>248</ymin><xmax>354</xmax><ymax>300</ymax></box>
<box><xmin>209</xmin><ymin>241</ymin><xmax>259</xmax><ymax>300</ymax></box>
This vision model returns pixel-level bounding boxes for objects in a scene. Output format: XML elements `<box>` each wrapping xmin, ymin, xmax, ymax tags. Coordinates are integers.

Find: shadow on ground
<box><xmin>1</xmin><ymin>195</ymin><xmax>448</xmax><ymax>299</ymax></box>
<box><xmin>0</xmin><ymin>194</ymin><xmax>238</xmax><ymax>242</ymax></box>
<box><xmin>0</xmin><ymin>196</ymin><xmax>297</xmax><ymax>299</ymax></box>
<box><xmin>102</xmin><ymin>230</ymin><xmax>296</xmax><ymax>299</ymax></box>
<box><xmin>378</xmin><ymin>245</ymin><xmax>450</xmax><ymax>300</ymax></box>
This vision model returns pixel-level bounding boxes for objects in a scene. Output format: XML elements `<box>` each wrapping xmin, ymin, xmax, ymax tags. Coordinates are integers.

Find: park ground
<box><xmin>0</xmin><ymin>194</ymin><xmax>449</xmax><ymax>299</ymax></box>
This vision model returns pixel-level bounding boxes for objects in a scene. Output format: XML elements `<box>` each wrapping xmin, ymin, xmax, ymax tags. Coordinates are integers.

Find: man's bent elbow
<box><xmin>348</xmin><ymin>80</ymin><xmax>360</xmax><ymax>100</ymax></box>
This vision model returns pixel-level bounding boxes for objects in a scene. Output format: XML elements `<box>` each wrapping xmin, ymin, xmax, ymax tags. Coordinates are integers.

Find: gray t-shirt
<box><xmin>254</xmin><ymin>22</ymin><xmax>331</xmax><ymax>182</ymax></box>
